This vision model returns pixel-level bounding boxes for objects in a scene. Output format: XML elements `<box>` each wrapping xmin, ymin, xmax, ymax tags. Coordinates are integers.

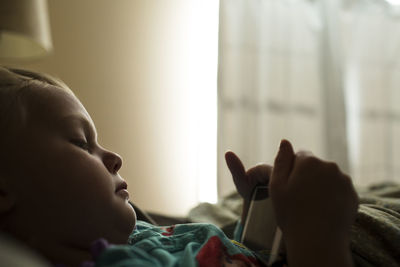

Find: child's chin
<box><xmin>107</xmin><ymin>216</ymin><xmax>136</xmax><ymax>245</ymax></box>
<box><xmin>106</xmin><ymin>199</ymin><xmax>137</xmax><ymax>240</ymax></box>
<box><xmin>120</xmin><ymin>204</ymin><xmax>137</xmax><ymax>235</ymax></box>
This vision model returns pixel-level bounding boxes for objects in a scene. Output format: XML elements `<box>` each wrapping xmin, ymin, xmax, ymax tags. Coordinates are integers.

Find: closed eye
<box><xmin>71</xmin><ymin>139</ymin><xmax>90</xmax><ymax>151</ymax></box>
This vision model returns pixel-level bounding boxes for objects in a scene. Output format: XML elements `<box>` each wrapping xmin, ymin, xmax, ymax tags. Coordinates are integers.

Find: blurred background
<box><xmin>1</xmin><ymin>0</ymin><xmax>400</xmax><ymax>216</ymax></box>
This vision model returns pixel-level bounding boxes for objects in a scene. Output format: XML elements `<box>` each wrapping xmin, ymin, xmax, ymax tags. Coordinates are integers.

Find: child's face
<box><xmin>5</xmin><ymin>84</ymin><xmax>136</xmax><ymax>247</ymax></box>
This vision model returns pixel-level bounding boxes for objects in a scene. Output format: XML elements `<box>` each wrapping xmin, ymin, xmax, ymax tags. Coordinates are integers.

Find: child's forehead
<box><xmin>26</xmin><ymin>83</ymin><xmax>91</xmax><ymax>124</ymax></box>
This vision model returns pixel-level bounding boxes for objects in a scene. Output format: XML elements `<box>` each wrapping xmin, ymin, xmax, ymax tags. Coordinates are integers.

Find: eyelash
<box><xmin>71</xmin><ymin>139</ymin><xmax>90</xmax><ymax>151</ymax></box>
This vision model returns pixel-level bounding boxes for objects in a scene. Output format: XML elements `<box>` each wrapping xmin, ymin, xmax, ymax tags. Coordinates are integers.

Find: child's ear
<box><xmin>0</xmin><ymin>178</ymin><xmax>16</xmax><ymax>214</ymax></box>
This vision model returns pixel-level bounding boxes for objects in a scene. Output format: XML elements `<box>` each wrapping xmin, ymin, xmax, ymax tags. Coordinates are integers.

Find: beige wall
<box><xmin>4</xmin><ymin>0</ymin><xmax>217</xmax><ymax>215</ymax></box>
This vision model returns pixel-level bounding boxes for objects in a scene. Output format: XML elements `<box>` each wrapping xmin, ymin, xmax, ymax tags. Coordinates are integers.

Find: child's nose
<box><xmin>103</xmin><ymin>150</ymin><xmax>123</xmax><ymax>174</ymax></box>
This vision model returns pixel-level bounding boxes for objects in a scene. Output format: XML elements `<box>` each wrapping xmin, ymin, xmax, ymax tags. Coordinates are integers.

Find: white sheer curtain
<box><xmin>342</xmin><ymin>0</ymin><xmax>400</xmax><ymax>186</ymax></box>
<box><xmin>218</xmin><ymin>0</ymin><xmax>400</xmax><ymax>198</ymax></box>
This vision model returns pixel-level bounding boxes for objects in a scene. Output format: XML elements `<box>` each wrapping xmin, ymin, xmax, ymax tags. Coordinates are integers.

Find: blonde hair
<box><xmin>0</xmin><ymin>66</ymin><xmax>72</xmax><ymax>147</ymax></box>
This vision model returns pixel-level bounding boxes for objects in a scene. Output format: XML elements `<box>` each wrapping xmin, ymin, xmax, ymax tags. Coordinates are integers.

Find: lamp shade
<box><xmin>0</xmin><ymin>0</ymin><xmax>52</xmax><ymax>60</ymax></box>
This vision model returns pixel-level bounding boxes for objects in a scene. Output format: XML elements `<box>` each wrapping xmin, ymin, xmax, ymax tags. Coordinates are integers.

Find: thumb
<box><xmin>225</xmin><ymin>151</ymin><xmax>246</xmax><ymax>180</ymax></box>
<box><xmin>270</xmin><ymin>139</ymin><xmax>295</xmax><ymax>188</ymax></box>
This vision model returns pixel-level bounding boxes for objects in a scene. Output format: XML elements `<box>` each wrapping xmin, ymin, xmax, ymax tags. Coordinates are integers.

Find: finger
<box><xmin>270</xmin><ymin>139</ymin><xmax>295</xmax><ymax>187</ymax></box>
<box><xmin>225</xmin><ymin>151</ymin><xmax>246</xmax><ymax>180</ymax></box>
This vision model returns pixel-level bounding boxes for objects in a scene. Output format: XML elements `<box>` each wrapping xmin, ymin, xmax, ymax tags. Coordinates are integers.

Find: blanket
<box><xmin>351</xmin><ymin>183</ymin><xmax>400</xmax><ymax>267</ymax></box>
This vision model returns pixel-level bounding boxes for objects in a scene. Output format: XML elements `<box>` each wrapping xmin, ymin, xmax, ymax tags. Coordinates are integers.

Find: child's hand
<box><xmin>225</xmin><ymin>151</ymin><xmax>272</xmax><ymax>201</ymax></box>
<box><xmin>270</xmin><ymin>140</ymin><xmax>359</xmax><ymax>267</ymax></box>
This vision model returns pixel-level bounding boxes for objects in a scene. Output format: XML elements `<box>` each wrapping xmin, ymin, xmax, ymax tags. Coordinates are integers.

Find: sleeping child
<box><xmin>0</xmin><ymin>66</ymin><xmax>385</xmax><ymax>266</ymax></box>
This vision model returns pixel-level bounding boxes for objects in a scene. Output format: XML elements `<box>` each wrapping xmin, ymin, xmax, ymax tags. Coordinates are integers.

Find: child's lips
<box><xmin>115</xmin><ymin>181</ymin><xmax>129</xmax><ymax>199</ymax></box>
<box><xmin>116</xmin><ymin>188</ymin><xmax>130</xmax><ymax>200</ymax></box>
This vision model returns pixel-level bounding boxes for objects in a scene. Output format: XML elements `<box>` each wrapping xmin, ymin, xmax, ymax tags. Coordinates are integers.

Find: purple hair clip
<box><xmin>90</xmin><ymin>238</ymin><xmax>111</xmax><ymax>259</ymax></box>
